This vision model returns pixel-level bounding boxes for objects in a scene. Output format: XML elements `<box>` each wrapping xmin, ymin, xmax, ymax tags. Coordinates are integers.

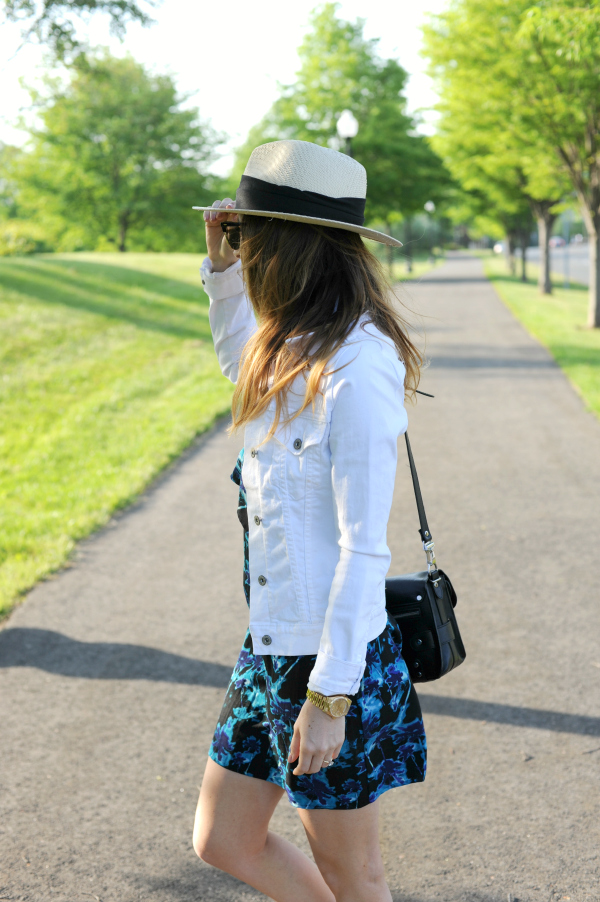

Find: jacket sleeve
<box><xmin>201</xmin><ymin>257</ymin><xmax>257</xmax><ymax>384</ymax></box>
<box><xmin>307</xmin><ymin>341</ymin><xmax>408</xmax><ymax>697</ymax></box>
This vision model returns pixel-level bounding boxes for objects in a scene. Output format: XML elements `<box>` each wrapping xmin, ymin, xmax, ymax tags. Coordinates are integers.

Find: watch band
<box><xmin>306</xmin><ymin>689</ymin><xmax>350</xmax><ymax>717</ymax></box>
<box><xmin>306</xmin><ymin>689</ymin><xmax>329</xmax><ymax>714</ymax></box>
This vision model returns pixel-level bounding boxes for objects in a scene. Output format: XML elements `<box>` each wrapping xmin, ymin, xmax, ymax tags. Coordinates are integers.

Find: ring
<box><xmin>322</xmin><ymin>759</ymin><xmax>332</xmax><ymax>767</ymax></box>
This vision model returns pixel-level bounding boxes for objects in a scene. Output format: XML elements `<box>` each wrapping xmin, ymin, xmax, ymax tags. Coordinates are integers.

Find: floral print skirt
<box><xmin>207</xmin><ymin>451</ymin><xmax>427</xmax><ymax>810</ymax></box>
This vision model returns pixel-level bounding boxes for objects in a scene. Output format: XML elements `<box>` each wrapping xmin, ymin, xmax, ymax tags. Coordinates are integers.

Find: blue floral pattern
<box><xmin>209</xmin><ymin>452</ymin><xmax>427</xmax><ymax>810</ymax></box>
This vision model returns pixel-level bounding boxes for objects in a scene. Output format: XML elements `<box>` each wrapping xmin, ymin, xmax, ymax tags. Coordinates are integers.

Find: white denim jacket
<box><xmin>201</xmin><ymin>257</ymin><xmax>408</xmax><ymax>696</ymax></box>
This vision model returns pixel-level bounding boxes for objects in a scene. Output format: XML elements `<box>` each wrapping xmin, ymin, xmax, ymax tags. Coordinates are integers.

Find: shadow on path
<box><xmin>420</xmin><ymin>693</ymin><xmax>600</xmax><ymax>737</ymax></box>
<box><xmin>0</xmin><ymin>627</ymin><xmax>232</xmax><ymax>688</ymax></box>
<box><xmin>2</xmin><ymin>628</ymin><xmax>599</xmax><ymax>736</ymax></box>
<box><xmin>416</xmin><ymin>276</ymin><xmax>491</xmax><ymax>284</ymax></box>
<box><xmin>431</xmin><ymin>354</ymin><xmax>556</xmax><ymax>370</ymax></box>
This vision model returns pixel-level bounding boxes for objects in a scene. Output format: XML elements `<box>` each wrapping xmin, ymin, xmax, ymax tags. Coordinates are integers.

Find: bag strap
<box><xmin>404</xmin><ymin>432</ymin><xmax>441</xmax><ymax>585</ymax></box>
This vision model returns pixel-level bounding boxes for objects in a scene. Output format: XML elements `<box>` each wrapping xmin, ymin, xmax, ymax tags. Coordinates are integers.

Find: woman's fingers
<box><xmin>288</xmin><ymin>725</ymin><xmax>301</xmax><ymax>764</ymax></box>
<box><xmin>204</xmin><ymin>198</ymin><xmax>236</xmax><ymax>222</ymax></box>
<box><xmin>293</xmin><ymin>753</ymin><xmax>337</xmax><ymax>776</ymax></box>
<box><xmin>204</xmin><ymin>199</ymin><xmax>239</xmax><ymax>271</ymax></box>
<box><xmin>292</xmin><ymin>749</ymin><xmax>315</xmax><ymax>776</ymax></box>
<box><xmin>289</xmin><ymin>699</ymin><xmax>346</xmax><ymax>775</ymax></box>
<box><xmin>291</xmin><ymin>744</ymin><xmax>340</xmax><ymax>775</ymax></box>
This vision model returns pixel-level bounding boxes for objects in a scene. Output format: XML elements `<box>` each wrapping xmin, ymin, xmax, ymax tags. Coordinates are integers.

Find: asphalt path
<box><xmin>1</xmin><ymin>253</ymin><xmax>599</xmax><ymax>902</ymax></box>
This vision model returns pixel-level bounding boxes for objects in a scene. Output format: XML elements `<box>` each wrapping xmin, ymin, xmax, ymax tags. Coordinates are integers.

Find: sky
<box><xmin>0</xmin><ymin>0</ymin><xmax>449</xmax><ymax>175</ymax></box>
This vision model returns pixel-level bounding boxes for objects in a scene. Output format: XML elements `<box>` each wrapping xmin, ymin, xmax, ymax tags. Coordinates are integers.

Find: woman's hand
<box><xmin>204</xmin><ymin>198</ymin><xmax>239</xmax><ymax>273</ymax></box>
<box><xmin>288</xmin><ymin>699</ymin><xmax>345</xmax><ymax>776</ymax></box>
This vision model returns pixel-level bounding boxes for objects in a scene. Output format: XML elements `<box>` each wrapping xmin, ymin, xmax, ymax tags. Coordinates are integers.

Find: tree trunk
<box><xmin>404</xmin><ymin>218</ymin><xmax>413</xmax><ymax>274</ymax></box>
<box><xmin>520</xmin><ymin>238</ymin><xmax>527</xmax><ymax>282</ymax></box>
<box><xmin>457</xmin><ymin>224</ymin><xmax>469</xmax><ymax>247</ymax></box>
<box><xmin>527</xmin><ymin>200</ymin><xmax>559</xmax><ymax>295</ymax></box>
<box><xmin>579</xmin><ymin>204</ymin><xmax>600</xmax><ymax>328</ymax></box>
<box><xmin>506</xmin><ymin>232</ymin><xmax>516</xmax><ymax>276</ymax></box>
<box><xmin>588</xmin><ymin>226</ymin><xmax>600</xmax><ymax>328</ymax></box>
<box><xmin>118</xmin><ymin>213</ymin><xmax>129</xmax><ymax>253</ymax></box>
<box><xmin>536</xmin><ymin>211</ymin><xmax>557</xmax><ymax>294</ymax></box>
<box><xmin>385</xmin><ymin>221</ymin><xmax>394</xmax><ymax>280</ymax></box>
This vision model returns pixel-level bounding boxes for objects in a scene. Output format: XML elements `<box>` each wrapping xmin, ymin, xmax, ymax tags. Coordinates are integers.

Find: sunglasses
<box><xmin>221</xmin><ymin>221</ymin><xmax>242</xmax><ymax>250</ymax></box>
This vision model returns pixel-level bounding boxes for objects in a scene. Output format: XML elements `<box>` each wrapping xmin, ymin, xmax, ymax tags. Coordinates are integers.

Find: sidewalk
<box><xmin>1</xmin><ymin>254</ymin><xmax>599</xmax><ymax>902</ymax></box>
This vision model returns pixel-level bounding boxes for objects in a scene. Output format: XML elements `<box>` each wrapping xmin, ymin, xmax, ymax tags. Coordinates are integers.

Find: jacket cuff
<box><xmin>307</xmin><ymin>651</ymin><xmax>366</xmax><ymax>697</ymax></box>
<box><xmin>200</xmin><ymin>257</ymin><xmax>243</xmax><ymax>300</ymax></box>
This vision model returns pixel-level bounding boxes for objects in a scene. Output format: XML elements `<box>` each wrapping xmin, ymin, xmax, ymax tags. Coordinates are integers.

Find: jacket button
<box><xmin>254</xmin><ymin>515</ymin><xmax>262</xmax><ymax>525</ymax></box>
<box><xmin>262</xmin><ymin>635</ymin><xmax>272</xmax><ymax>646</ymax></box>
<box><xmin>250</xmin><ymin>448</ymin><xmax>258</xmax><ymax>458</ymax></box>
<box><xmin>293</xmin><ymin>438</ymin><xmax>302</xmax><ymax>450</ymax></box>
<box><xmin>258</xmin><ymin>575</ymin><xmax>267</xmax><ymax>586</ymax></box>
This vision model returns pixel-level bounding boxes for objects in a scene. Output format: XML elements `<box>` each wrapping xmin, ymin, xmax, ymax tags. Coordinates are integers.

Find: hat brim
<box><xmin>192</xmin><ymin>206</ymin><xmax>402</xmax><ymax>248</ymax></box>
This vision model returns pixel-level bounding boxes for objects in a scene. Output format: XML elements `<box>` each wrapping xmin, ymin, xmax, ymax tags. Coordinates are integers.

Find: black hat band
<box><xmin>236</xmin><ymin>174</ymin><xmax>366</xmax><ymax>226</ymax></box>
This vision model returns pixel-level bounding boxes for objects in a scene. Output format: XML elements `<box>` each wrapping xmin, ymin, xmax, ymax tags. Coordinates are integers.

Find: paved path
<box><xmin>2</xmin><ymin>254</ymin><xmax>599</xmax><ymax>902</ymax></box>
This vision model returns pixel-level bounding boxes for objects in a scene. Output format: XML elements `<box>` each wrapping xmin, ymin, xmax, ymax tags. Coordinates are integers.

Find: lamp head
<box><xmin>337</xmin><ymin>109</ymin><xmax>359</xmax><ymax>140</ymax></box>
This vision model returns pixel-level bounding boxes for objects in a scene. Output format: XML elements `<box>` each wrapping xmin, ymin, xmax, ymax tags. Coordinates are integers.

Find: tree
<box><xmin>0</xmin><ymin>143</ymin><xmax>20</xmax><ymax>221</ymax></box>
<box><xmin>232</xmin><ymin>2</ymin><xmax>451</xmax><ymax>270</ymax></box>
<box><xmin>424</xmin><ymin>0</ymin><xmax>600</xmax><ymax>325</ymax></box>
<box><xmin>425</xmin><ymin>81</ymin><xmax>566</xmax><ymax>289</ymax></box>
<box><xmin>15</xmin><ymin>52</ymin><xmax>222</xmax><ymax>252</ymax></box>
<box><xmin>2</xmin><ymin>0</ymin><xmax>156</xmax><ymax>58</ymax></box>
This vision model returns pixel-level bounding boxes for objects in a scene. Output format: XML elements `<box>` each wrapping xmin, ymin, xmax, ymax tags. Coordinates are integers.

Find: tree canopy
<box><xmin>423</xmin><ymin>0</ymin><xmax>600</xmax><ymax>324</ymax></box>
<box><xmin>2</xmin><ymin>0</ymin><xmax>156</xmax><ymax>57</ymax></box>
<box><xmin>13</xmin><ymin>52</ymin><xmax>222</xmax><ymax>252</ymax></box>
<box><xmin>232</xmin><ymin>3</ymin><xmax>451</xmax><ymax>230</ymax></box>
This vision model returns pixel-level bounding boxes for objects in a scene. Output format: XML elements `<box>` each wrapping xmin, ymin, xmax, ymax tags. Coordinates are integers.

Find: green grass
<box><xmin>0</xmin><ymin>252</ymin><xmax>234</xmax><ymax>618</ymax></box>
<box><xmin>482</xmin><ymin>253</ymin><xmax>600</xmax><ymax>419</ymax></box>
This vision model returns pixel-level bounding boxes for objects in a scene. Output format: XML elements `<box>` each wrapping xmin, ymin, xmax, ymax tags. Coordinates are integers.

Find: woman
<box><xmin>192</xmin><ymin>140</ymin><xmax>427</xmax><ymax>902</ymax></box>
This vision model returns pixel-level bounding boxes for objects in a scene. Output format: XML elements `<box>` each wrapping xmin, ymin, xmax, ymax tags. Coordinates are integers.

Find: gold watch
<box><xmin>306</xmin><ymin>689</ymin><xmax>351</xmax><ymax>718</ymax></box>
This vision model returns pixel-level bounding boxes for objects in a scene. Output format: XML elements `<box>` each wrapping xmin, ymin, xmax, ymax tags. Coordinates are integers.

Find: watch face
<box><xmin>330</xmin><ymin>697</ymin><xmax>349</xmax><ymax>717</ymax></box>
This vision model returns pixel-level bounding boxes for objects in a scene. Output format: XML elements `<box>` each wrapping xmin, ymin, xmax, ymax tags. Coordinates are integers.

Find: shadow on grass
<box><xmin>551</xmin><ymin>345</ymin><xmax>600</xmax><ymax>368</ymax></box>
<box><xmin>0</xmin><ymin>257</ymin><xmax>213</xmax><ymax>341</ymax></box>
<box><xmin>487</xmin><ymin>270</ymin><xmax>589</xmax><ymax>293</ymax></box>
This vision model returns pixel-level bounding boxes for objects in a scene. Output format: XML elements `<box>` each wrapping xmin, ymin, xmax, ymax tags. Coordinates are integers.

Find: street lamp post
<box><xmin>424</xmin><ymin>200</ymin><xmax>436</xmax><ymax>262</ymax></box>
<box><xmin>337</xmin><ymin>109</ymin><xmax>359</xmax><ymax>157</ymax></box>
<box><xmin>563</xmin><ymin>208</ymin><xmax>573</xmax><ymax>290</ymax></box>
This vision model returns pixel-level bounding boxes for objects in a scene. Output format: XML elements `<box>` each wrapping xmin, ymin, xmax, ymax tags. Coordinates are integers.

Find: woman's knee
<box><xmin>193</xmin><ymin>820</ymin><xmax>219</xmax><ymax>866</ymax></box>
<box><xmin>313</xmin><ymin>848</ymin><xmax>387</xmax><ymax>898</ymax></box>
<box><xmin>192</xmin><ymin>799</ymin><xmax>230</xmax><ymax>868</ymax></box>
<box><xmin>193</xmin><ymin>812</ymin><xmax>267</xmax><ymax>872</ymax></box>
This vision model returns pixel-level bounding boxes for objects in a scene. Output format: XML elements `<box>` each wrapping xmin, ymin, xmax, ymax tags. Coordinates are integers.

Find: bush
<box><xmin>0</xmin><ymin>220</ymin><xmax>52</xmax><ymax>256</ymax></box>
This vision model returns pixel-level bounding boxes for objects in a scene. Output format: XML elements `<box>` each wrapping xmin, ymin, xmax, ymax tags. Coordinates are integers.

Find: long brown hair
<box><xmin>231</xmin><ymin>216</ymin><xmax>422</xmax><ymax>434</ymax></box>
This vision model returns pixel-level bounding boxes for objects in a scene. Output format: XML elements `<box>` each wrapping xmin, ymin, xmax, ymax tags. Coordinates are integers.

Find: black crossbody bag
<box><xmin>385</xmin><ymin>433</ymin><xmax>466</xmax><ymax>683</ymax></box>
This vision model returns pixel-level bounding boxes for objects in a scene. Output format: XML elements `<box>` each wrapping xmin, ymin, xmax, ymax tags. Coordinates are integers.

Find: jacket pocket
<box><xmin>274</xmin><ymin>415</ymin><xmax>327</xmax><ymax>501</ymax></box>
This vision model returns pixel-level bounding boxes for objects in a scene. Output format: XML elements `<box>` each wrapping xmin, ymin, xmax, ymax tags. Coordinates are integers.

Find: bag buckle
<box><xmin>423</xmin><ymin>540</ymin><xmax>441</xmax><ymax>586</ymax></box>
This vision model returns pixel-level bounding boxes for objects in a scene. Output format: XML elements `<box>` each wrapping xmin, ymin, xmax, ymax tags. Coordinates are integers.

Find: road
<box><xmin>524</xmin><ymin>244</ymin><xmax>589</xmax><ymax>285</ymax></box>
<box><xmin>1</xmin><ymin>253</ymin><xmax>599</xmax><ymax>902</ymax></box>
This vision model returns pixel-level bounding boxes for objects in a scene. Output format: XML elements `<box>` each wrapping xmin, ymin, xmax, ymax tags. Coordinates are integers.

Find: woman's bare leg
<box><xmin>299</xmin><ymin>799</ymin><xmax>392</xmax><ymax>902</ymax></box>
<box><xmin>193</xmin><ymin>758</ymin><xmax>335</xmax><ymax>902</ymax></box>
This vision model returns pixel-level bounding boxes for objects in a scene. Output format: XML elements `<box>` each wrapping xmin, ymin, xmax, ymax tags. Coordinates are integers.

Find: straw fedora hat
<box><xmin>193</xmin><ymin>139</ymin><xmax>402</xmax><ymax>248</ymax></box>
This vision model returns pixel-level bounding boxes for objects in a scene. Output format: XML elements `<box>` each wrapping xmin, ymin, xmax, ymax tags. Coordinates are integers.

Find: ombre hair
<box><xmin>230</xmin><ymin>216</ymin><xmax>422</xmax><ymax>434</ymax></box>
